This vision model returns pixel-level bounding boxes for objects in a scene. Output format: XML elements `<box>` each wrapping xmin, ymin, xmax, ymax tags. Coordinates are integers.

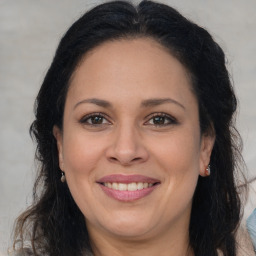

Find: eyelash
<box><xmin>79</xmin><ymin>112</ymin><xmax>111</xmax><ymax>126</ymax></box>
<box><xmin>145</xmin><ymin>112</ymin><xmax>178</xmax><ymax>127</ymax></box>
<box><xmin>79</xmin><ymin>112</ymin><xmax>177</xmax><ymax>127</ymax></box>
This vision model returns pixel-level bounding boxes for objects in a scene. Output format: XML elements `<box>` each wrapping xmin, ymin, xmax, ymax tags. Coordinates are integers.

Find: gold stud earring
<box><xmin>61</xmin><ymin>171</ymin><xmax>66</xmax><ymax>183</ymax></box>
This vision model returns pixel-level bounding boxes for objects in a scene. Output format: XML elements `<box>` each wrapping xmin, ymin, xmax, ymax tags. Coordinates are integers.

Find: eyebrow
<box><xmin>74</xmin><ymin>97</ymin><xmax>185</xmax><ymax>110</ymax></box>
<box><xmin>141</xmin><ymin>98</ymin><xmax>185</xmax><ymax>110</ymax></box>
<box><xmin>74</xmin><ymin>98</ymin><xmax>112</xmax><ymax>110</ymax></box>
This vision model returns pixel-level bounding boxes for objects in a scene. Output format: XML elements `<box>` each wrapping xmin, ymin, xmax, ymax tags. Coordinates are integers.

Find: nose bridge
<box><xmin>106</xmin><ymin>119</ymin><xmax>148</xmax><ymax>165</ymax></box>
<box><xmin>116</xmin><ymin>121</ymin><xmax>137</xmax><ymax>152</ymax></box>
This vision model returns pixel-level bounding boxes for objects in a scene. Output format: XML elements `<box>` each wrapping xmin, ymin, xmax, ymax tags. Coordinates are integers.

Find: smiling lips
<box><xmin>97</xmin><ymin>174</ymin><xmax>160</xmax><ymax>202</ymax></box>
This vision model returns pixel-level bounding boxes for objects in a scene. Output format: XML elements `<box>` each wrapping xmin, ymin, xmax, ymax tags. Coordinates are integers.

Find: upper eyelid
<box><xmin>144</xmin><ymin>113</ymin><xmax>178</xmax><ymax>126</ymax></box>
<box><xmin>144</xmin><ymin>112</ymin><xmax>176</xmax><ymax>120</ymax></box>
<box><xmin>80</xmin><ymin>112</ymin><xmax>111</xmax><ymax>123</ymax></box>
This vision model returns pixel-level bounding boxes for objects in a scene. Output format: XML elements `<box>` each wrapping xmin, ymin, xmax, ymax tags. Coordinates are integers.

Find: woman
<box><xmin>11</xmin><ymin>1</ymin><xmax>251</xmax><ymax>255</ymax></box>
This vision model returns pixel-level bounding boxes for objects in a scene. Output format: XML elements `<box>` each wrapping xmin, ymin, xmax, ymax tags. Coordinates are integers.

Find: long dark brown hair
<box><xmin>12</xmin><ymin>1</ymin><xmax>246</xmax><ymax>255</ymax></box>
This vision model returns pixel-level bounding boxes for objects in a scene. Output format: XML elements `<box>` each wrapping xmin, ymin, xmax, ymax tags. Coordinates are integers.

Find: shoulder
<box><xmin>236</xmin><ymin>224</ymin><xmax>255</xmax><ymax>256</ymax></box>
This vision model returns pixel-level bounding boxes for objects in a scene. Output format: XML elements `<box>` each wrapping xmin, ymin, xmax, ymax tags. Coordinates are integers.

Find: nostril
<box><xmin>109</xmin><ymin>157</ymin><xmax>118</xmax><ymax>162</ymax></box>
<box><xmin>132</xmin><ymin>157</ymin><xmax>142</xmax><ymax>162</ymax></box>
<box><xmin>108</xmin><ymin>156</ymin><xmax>143</xmax><ymax>165</ymax></box>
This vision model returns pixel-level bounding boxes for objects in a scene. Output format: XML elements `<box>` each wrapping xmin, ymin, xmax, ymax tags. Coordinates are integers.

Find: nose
<box><xmin>105</xmin><ymin>124</ymin><xmax>149</xmax><ymax>166</ymax></box>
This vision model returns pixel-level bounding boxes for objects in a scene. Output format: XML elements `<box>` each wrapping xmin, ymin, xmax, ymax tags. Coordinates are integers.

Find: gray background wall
<box><xmin>0</xmin><ymin>0</ymin><xmax>256</xmax><ymax>255</ymax></box>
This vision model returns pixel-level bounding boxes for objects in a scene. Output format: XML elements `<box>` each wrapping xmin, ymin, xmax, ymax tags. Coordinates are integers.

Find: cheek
<box><xmin>149</xmin><ymin>127</ymin><xmax>201</xmax><ymax>200</ymax></box>
<box><xmin>151</xmin><ymin>128</ymin><xmax>201</xmax><ymax>174</ymax></box>
<box><xmin>61</xmin><ymin>133</ymin><xmax>106</xmax><ymax>217</ymax></box>
<box><xmin>62</xmin><ymin>132</ymin><xmax>105</xmax><ymax>179</ymax></box>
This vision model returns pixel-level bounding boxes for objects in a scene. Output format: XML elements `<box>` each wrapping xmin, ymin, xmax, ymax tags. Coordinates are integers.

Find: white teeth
<box><xmin>137</xmin><ymin>182</ymin><xmax>144</xmax><ymax>190</ymax></box>
<box><xmin>143</xmin><ymin>182</ymin><xmax>148</xmax><ymax>188</ymax></box>
<box><xmin>118</xmin><ymin>183</ymin><xmax>127</xmax><ymax>191</ymax></box>
<box><xmin>103</xmin><ymin>182</ymin><xmax>155</xmax><ymax>191</ymax></box>
<box><xmin>112</xmin><ymin>182</ymin><xmax>118</xmax><ymax>190</ymax></box>
<box><xmin>128</xmin><ymin>182</ymin><xmax>137</xmax><ymax>191</ymax></box>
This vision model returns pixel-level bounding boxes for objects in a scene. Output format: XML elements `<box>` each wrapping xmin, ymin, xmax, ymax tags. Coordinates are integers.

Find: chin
<box><xmin>106</xmin><ymin>222</ymin><xmax>153</xmax><ymax>239</ymax></box>
<box><xmin>96</xmin><ymin>212</ymin><xmax>156</xmax><ymax>239</ymax></box>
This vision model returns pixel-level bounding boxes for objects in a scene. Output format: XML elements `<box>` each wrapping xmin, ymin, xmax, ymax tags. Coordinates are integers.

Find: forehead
<box><xmin>67</xmin><ymin>38</ymin><xmax>196</xmax><ymax>109</ymax></box>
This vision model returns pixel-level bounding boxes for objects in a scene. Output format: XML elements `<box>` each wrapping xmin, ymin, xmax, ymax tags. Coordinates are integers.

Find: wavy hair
<box><xmin>12</xmin><ymin>1</ymin><xmax>246</xmax><ymax>255</ymax></box>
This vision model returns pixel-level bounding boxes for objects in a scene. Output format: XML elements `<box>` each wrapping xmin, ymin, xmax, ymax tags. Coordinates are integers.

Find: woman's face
<box><xmin>54</xmin><ymin>38</ymin><xmax>214</xmax><ymax>242</ymax></box>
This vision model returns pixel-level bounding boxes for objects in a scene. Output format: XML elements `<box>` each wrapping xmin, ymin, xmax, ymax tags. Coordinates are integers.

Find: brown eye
<box><xmin>89</xmin><ymin>116</ymin><xmax>104</xmax><ymax>124</ymax></box>
<box><xmin>80</xmin><ymin>113</ymin><xmax>111</xmax><ymax>126</ymax></box>
<box><xmin>146</xmin><ymin>113</ymin><xmax>177</xmax><ymax>127</ymax></box>
<box><xmin>152</xmin><ymin>116</ymin><xmax>166</xmax><ymax>125</ymax></box>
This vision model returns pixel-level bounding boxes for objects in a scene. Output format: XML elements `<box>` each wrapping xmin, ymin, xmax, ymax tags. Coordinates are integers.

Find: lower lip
<box><xmin>99</xmin><ymin>184</ymin><xmax>159</xmax><ymax>202</ymax></box>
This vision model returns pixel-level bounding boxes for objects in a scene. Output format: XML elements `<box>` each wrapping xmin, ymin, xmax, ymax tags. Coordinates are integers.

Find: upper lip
<box><xmin>97</xmin><ymin>174</ymin><xmax>160</xmax><ymax>184</ymax></box>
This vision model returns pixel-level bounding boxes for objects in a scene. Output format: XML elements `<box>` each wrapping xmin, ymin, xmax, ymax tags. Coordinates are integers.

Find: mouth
<box><xmin>97</xmin><ymin>174</ymin><xmax>160</xmax><ymax>202</ymax></box>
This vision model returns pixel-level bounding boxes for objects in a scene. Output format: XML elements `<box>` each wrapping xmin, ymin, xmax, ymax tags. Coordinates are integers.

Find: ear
<box><xmin>53</xmin><ymin>125</ymin><xmax>64</xmax><ymax>171</ymax></box>
<box><xmin>199</xmin><ymin>133</ymin><xmax>215</xmax><ymax>177</ymax></box>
